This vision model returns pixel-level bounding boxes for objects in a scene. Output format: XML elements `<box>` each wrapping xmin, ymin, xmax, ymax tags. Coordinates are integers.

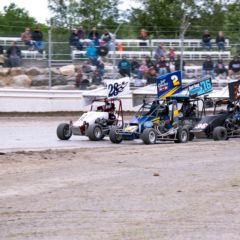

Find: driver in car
<box><xmin>158</xmin><ymin>105</ymin><xmax>171</xmax><ymax>131</ymax></box>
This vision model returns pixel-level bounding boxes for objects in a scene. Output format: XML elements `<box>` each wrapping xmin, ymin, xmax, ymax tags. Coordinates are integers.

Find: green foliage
<box><xmin>0</xmin><ymin>3</ymin><xmax>38</xmax><ymax>36</ymax></box>
<box><xmin>48</xmin><ymin>0</ymin><xmax>120</xmax><ymax>30</ymax></box>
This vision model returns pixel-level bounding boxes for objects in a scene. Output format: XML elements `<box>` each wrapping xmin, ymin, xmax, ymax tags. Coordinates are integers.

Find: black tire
<box><xmin>56</xmin><ymin>123</ymin><xmax>72</xmax><ymax>140</ymax></box>
<box><xmin>109</xmin><ymin>128</ymin><xmax>122</xmax><ymax>144</ymax></box>
<box><xmin>213</xmin><ymin>126</ymin><xmax>228</xmax><ymax>141</ymax></box>
<box><xmin>185</xmin><ymin>125</ymin><xmax>195</xmax><ymax>141</ymax></box>
<box><xmin>174</xmin><ymin>127</ymin><xmax>188</xmax><ymax>143</ymax></box>
<box><xmin>86</xmin><ymin>124</ymin><xmax>103</xmax><ymax>141</ymax></box>
<box><xmin>141</xmin><ymin>128</ymin><xmax>157</xmax><ymax>144</ymax></box>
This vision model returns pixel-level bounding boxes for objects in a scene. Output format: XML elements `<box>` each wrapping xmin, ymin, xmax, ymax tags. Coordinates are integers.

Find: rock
<box><xmin>0</xmin><ymin>76</ymin><xmax>12</xmax><ymax>86</ymax></box>
<box><xmin>31</xmin><ymin>75</ymin><xmax>49</xmax><ymax>86</ymax></box>
<box><xmin>50</xmin><ymin>68</ymin><xmax>61</xmax><ymax>75</ymax></box>
<box><xmin>64</xmin><ymin>75</ymin><xmax>76</xmax><ymax>84</ymax></box>
<box><xmin>0</xmin><ymin>68</ymin><xmax>10</xmax><ymax>76</ymax></box>
<box><xmin>31</xmin><ymin>74</ymin><xmax>67</xmax><ymax>86</ymax></box>
<box><xmin>25</xmin><ymin>67</ymin><xmax>43</xmax><ymax>76</ymax></box>
<box><xmin>11</xmin><ymin>74</ymin><xmax>32</xmax><ymax>87</ymax></box>
<box><xmin>10</xmin><ymin>67</ymin><xmax>24</xmax><ymax>76</ymax></box>
<box><xmin>59</xmin><ymin>65</ymin><xmax>75</xmax><ymax>76</ymax></box>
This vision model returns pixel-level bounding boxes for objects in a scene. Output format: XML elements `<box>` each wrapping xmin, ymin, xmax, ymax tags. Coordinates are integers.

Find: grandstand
<box><xmin>0</xmin><ymin>35</ymin><xmax>235</xmax><ymax>81</ymax></box>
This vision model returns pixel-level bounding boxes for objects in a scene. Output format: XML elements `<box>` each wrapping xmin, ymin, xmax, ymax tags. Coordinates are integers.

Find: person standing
<box><xmin>154</xmin><ymin>44</ymin><xmax>166</xmax><ymax>60</ymax></box>
<box><xmin>138</xmin><ymin>28</ymin><xmax>148</xmax><ymax>51</ymax></box>
<box><xmin>6</xmin><ymin>41</ymin><xmax>21</xmax><ymax>67</ymax></box>
<box><xmin>88</xmin><ymin>26</ymin><xmax>100</xmax><ymax>47</ymax></box>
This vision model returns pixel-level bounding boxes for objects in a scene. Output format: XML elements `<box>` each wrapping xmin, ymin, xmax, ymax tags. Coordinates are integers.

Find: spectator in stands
<box><xmin>75</xmin><ymin>67</ymin><xmax>83</xmax><ymax>88</ymax></box>
<box><xmin>6</xmin><ymin>41</ymin><xmax>21</xmax><ymax>67</ymax></box>
<box><xmin>88</xmin><ymin>26</ymin><xmax>100</xmax><ymax>47</ymax></box>
<box><xmin>216</xmin><ymin>31</ymin><xmax>225</xmax><ymax>51</ymax></box>
<box><xmin>138</xmin><ymin>28</ymin><xmax>148</xmax><ymax>51</ymax></box>
<box><xmin>31</xmin><ymin>25</ymin><xmax>44</xmax><ymax>53</ymax></box>
<box><xmin>147</xmin><ymin>66</ymin><xmax>157</xmax><ymax>84</ymax></box>
<box><xmin>202</xmin><ymin>30</ymin><xmax>212</xmax><ymax>50</ymax></box>
<box><xmin>168</xmin><ymin>47</ymin><xmax>176</xmax><ymax>62</ymax></box>
<box><xmin>77</xmin><ymin>26</ymin><xmax>85</xmax><ymax>39</ymax></box>
<box><xmin>139</xmin><ymin>60</ymin><xmax>149</xmax><ymax>79</ymax></box>
<box><xmin>154</xmin><ymin>43</ymin><xmax>166</xmax><ymax>60</ymax></box>
<box><xmin>69</xmin><ymin>28</ymin><xmax>83</xmax><ymax>50</ymax></box>
<box><xmin>202</xmin><ymin>55</ymin><xmax>215</xmax><ymax>79</ymax></box>
<box><xmin>21</xmin><ymin>27</ymin><xmax>34</xmax><ymax>50</ymax></box>
<box><xmin>130</xmin><ymin>56</ymin><xmax>140</xmax><ymax>71</ymax></box>
<box><xmin>157</xmin><ymin>56</ymin><xmax>170</xmax><ymax>76</ymax></box>
<box><xmin>85</xmin><ymin>41</ymin><xmax>98</xmax><ymax>65</ymax></box>
<box><xmin>101</xmin><ymin>30</ymin><xmax>112</xmax><ymax>50</ymax></box>
<box><xmin>228</xmin><ymin>56</ymin><xmax>240</xmax><ymax>79</ymax></box>
<box><xmin>174</xmin><ymin>55</ymin><xmax>185</xmax><ymax>71</ymax></box>
<box><xmin>214</xmin><ymin>58</ymin><xmax>228</xmax><ymax>78</ymax></box>
<box><xmin>145</xmin><ymin>56</ymin><xmax>156</xmax><ymax>70</ymax></box>
<box><xmin>0</xmin><ymin>45</ymin><xmax>5</xmax><ymax>67</ymax></box>
<box><xmin>118</xmin><ymin>56</ymin><xmax>131</xmax><ymax>77</ymax></box>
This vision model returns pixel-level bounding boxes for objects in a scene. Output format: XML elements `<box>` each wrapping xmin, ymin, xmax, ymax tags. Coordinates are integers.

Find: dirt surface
<box><xmin>0</xmin><ymin>139</ymin><xmax>240</xmax><ymax>240</ymax></box>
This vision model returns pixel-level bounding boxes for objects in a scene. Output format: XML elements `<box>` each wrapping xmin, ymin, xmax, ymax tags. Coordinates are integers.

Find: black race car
<box><xmin>191</xmin><ymin>99</ymin><xmax>240</xmax><ymax>140</ymax></box>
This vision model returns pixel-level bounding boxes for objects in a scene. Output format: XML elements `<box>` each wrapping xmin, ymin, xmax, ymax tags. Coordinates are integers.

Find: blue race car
<box><xmin>109</xmin><ymin>99</ymin><xmax>189</xmax><ymax>144</ymax></box>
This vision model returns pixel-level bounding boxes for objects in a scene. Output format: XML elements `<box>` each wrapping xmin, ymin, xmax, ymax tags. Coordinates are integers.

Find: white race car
<box><xmin>56</xmin><ymin>98</ymin><xmax>124</xmax><ymax>141</ymax></box>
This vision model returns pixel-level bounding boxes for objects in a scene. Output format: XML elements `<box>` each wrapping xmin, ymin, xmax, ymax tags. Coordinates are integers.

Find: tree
<box><xmin>0</xmin><ymin>3</ymin><xmax>37</xmax><ymax>36</ymax></box>
<box><xmin>48</xmin><ymin>0</ymin><xmax>120</xmax><ymax>31</ymax></box>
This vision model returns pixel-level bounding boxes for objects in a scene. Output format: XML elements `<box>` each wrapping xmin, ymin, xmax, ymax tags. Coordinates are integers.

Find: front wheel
<box><xmin>56</xmin><ymin>123</ymin><xmax>72</xmax><ymax>140</ymax></box>
<box><xmin>141</xmin><ymin>128</ymin><xmax>157</xmax><ymax>144</ymax></box>
<box><xmin>213</xmin><ymin>126</ymin><xmax>228</xmax><ymax>141</ymax></box>
<box><xmin>86</xmin><ymin>124</ymin><xmax>103</xmax><ymax>141</ymax></box>
<box><xmin>174</xmin><ymin>127</ymin><xmax>188</xmax><ymax>143</ymax></box>
<box><xmin>109</xmin><ymin>128</ymin><xmax>122</xmax><ymax>144</ymax></box>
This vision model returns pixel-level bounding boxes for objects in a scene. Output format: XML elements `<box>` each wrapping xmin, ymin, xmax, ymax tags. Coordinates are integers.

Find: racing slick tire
<box><xmin>109</xmin><ymin>128</ymin><xmax>122</xmax><ymax>144</ymax></box>
<box><xmin>174</xmin><ymin>127</ymin><xmax>188</xmax><ymax>143</ymax></box>
<box><xmin>56</xmin><ymin>123</ymin><xmax>72</xmax><ymax>140</ymax></box>
<box><xmin>86</xmin><ymin>124</ymin><xmax>103</xmax><ymax>141</ymax></box>
<box><xmin>213</xmin><ymin>126</ymin><xmax>228</xmax><ymax>141</ymax></box>
<box><xmin>141</xmin><ymin>128</ymin><xmax>157</xmax><ymax>144</ymax></box>
<box><xmin>185</xmin><ymin>125</ymin><xmax>195</xmax><ymax>141</ymax></box>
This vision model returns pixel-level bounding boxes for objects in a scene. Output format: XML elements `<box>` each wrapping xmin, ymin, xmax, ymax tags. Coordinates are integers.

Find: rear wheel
<box><xmin>56</xmin><ymin>123</ymin><xmax>72</xmax><ymax>140</ymax></box>
<box><xmin>185</xmin><ymin>125</ymin><xmax>195</xmax><ymax>141</ymax></box>
<box><xmin>141</xmin><ymin>128</ymin><xmax>157</xmax><ymax>144</ymax></box>
<box><xmin>213</xmin><ymin>126</ymin><xmax>228</xmax><ymax>141</ymax></box>
<box><xmin>174</xmin><ymin>127</ymin><xmax>188</xmax><ymax>143</ymax></box>
<box><xmin>86</xmin><ymin>124</ymin><xmax>103</xmax><ymax>141</ymax></box>
<box><xmin>109</xmin><ymin>128</ymin><xmax>122</xmax><ymax>144</ymax></box>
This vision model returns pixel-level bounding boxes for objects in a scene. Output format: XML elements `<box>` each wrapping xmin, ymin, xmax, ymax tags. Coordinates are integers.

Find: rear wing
<box><xmin>169</xmin><ymin>78</ymin><xmax>213</xmax><ymax>100</ymax></box>
<box><xmin>156</xmin><ymin>71</ymin><xmax>182</xmax><ymax>99</ymax></box>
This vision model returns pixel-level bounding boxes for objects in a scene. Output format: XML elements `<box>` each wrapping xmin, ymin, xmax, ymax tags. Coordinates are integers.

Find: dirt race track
<box><xmin>0</xmin><ymin>116</ymin><xmax>240</xmax><ymax>240</ymax></box>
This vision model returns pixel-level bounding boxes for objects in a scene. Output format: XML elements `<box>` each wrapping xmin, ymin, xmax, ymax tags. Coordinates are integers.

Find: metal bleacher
<box><xmin>0</xmin><ymin>37</ymin><xmax>46</xmax><ymax>59</ymax></box>
<box><xmin>71</xmin><ymin>38</ymin><xmax>232</xmax><ymax>61</ymax></box>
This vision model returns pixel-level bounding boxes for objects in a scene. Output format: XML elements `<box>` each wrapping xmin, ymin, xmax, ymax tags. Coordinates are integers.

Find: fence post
<box><xmin>48</xmin><ymin>27</ymin><xmax>52</xmax><ymax>89</ymax></box>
